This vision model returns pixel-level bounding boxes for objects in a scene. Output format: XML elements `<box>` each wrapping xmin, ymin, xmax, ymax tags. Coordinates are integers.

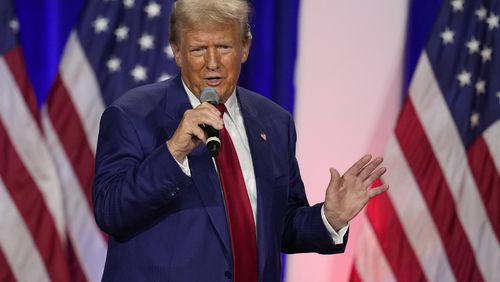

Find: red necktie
<box><xmin>215</xmin><ymin>104</ymin><xmax>258</xmax><ymax>282</ymax></box>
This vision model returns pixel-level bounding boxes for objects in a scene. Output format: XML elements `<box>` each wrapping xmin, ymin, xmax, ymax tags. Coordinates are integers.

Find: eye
<box><xmin>190</xmin><ymin>47</ymin><xmax>205</xmax><ymax>57</ymax></box>
<box><xmin>218</xmin><ymin>45</ymin><xmax>232</xmax><ymax>54</ymax></box>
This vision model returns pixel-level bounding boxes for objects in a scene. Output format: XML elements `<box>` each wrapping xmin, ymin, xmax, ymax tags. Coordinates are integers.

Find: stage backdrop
<box><xmin>3</xmin><ymin>0</ymin><xmax>499</xmax><ymax>281</ymax></box>
<box><xmin>0</xmin><ymin>0</ymin><xmax>407</xmax><ymax>280</ymax></box>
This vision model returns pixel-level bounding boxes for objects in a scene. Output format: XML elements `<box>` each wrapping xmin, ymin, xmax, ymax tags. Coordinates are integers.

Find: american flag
<box><xmin>1</xmin><ymin>0</ymin><xmax>178</xmax><ymax>280</ymax></box>
<box><xmin>351</xmin><ymin>0</ymin><xmax>500</xmax><ymax>281</ymax></box>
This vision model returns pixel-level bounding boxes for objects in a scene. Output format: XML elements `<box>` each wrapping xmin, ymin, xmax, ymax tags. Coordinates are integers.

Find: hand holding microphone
<box><xmin>166</xmin><ymin>87</ymin><xmax>223</xmax><ymax>162</ymax></box>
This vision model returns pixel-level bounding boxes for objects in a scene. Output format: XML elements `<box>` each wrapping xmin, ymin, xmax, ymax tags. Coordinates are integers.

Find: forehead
<box><xmin>180</xmin><ymin>23</ymin><xmax>241</xmax><ymax>44</ymax></box>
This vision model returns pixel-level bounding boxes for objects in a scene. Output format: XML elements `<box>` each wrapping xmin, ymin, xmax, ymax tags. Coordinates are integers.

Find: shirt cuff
<box><xmin>175</xmin><ymin>156</ymin><xmax>191</xmax><ymax>177</ymax></box>
<box><xmin>321</xmin><ymin>205</ymin><xmax>349</xmax><ymax>245</ymax></box>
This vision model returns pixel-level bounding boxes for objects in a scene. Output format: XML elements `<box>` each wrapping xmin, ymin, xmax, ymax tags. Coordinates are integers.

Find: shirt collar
<box><xmin>181</xmin><ymin>79</ymin><xmax>239</xmax><ymax>118</ymax></box>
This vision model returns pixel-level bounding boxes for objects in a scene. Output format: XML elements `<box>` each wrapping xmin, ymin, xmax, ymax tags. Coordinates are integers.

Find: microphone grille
<box><xmin>200</xmin><ymin>87</ymin><xmax>219</xmax><ymax>104</ymax></box>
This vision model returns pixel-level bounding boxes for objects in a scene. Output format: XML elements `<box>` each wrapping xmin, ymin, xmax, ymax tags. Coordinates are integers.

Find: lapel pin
<box><xmin>260</xmin><ymin>131</ymin><xmax>267</xmax><ymax>141</ymax></box>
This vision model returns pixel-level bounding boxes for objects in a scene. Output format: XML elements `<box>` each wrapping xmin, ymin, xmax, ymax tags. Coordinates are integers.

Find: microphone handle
<box><xmin>203</xmin><ymin>101</ymin><xmax>220</xmax><ymax>157</ymax></box>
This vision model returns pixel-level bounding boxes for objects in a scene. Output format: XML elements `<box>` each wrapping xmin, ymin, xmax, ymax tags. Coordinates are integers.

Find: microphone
<box><xmin>199</xmin><ymin>87</ymin><xmax>221</xmax><ymax>157</ymax></box>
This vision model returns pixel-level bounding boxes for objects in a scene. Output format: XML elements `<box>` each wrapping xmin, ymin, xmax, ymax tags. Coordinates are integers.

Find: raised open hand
<box><xmin>323</xmin><ymin>154</ymin><xmax>389</xmax><ymax>231</ymax></box>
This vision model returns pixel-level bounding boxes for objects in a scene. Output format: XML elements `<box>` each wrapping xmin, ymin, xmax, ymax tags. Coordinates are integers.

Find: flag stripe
<box><xmin>383</xmin><ymin>135</ymin><xmax>456</xmax><ymax>282</ymax></box>
<box><xmin>366</xmin><ymin>192</ymin><xmax>426</xmax><ymax>282</ymax></box>
<box><xmin>483</xmin><ymin>121</ymin><xmax>500</xmax><ymax>173</ymax></box>
<box><xmin>353</xmin><ymin>216</ymin><xmax>396</xmax><ymax>282</ymax></box>
<box><xmin>59</xmin><ymin>32</ymin><xmax>105</xmax><ymax>154</ymax></box>
<box><xmin>0</xmin><ymin>122</ymin><xmax>71</xmax><ymax>282</ymax></box>
<box><xmin>42</xmin><ymin>111</ymin><xmax>107</xmax><ymax>282</ymax></box>
<box><xmin>0</xmin><ymin>248</ymin><xmax>16</xmax><ymax>282</ymax></box>
<box><xmin>0</xmin><ymin>178</ymin><xmax>51</xmax><ymax>282</ymax></box>
<box><xmin>2</xmin><ymin>47</ymin><xmax>38</xmax><ymax>123</ymax></box>
<box><xmin>0</xmin><ymin>56</ymin><xmax>67</xmax><ymax>240</ymax></box>
<box><xmin>410</xmin><ymin>53</ymin><xmax>500</xmax><ymax>281</ymax></box>
<box><xmin>44</xmin><ymin>27</ymin><xmax>108</xmax><ymax>282</ymax></box>
<box><xmin>47</xmin><ymin>75</ymin><xmax>96</xmax><ymax>211</ymax></box>
<box><xmin>348</xmin><ymin>265</ymin><xmax>362</xmax><ymax>282</ymax></box>
<box><xmin>396</xmin><ymin>99</ymin><xmax>484</xmax><ymax>281</ymax></box>
<box><xmin>1</xmin><ymin>32</ymin><xmax>83</xmax><ymax>282</ymax></box>
<box><xmin>467</xmin><ymin>136</ymin><xmax>500</xmax><ymax>242</ymax></box>
<box><xmin>66</xmin><ymin>238</ymin><xmax>89</xmax><ymax>282</ymax></box>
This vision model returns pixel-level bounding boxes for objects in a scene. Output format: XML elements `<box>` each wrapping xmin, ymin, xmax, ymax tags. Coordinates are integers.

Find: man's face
<box><xmin>171</xmin><ymin>23</ymin><xmax>250</xmax><ymax>103</ymax></box>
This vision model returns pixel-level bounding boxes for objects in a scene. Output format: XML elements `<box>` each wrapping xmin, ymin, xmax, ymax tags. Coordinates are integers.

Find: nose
<box><xmin>205</xmin><ymin>47</ymin><xmax>220</xmax><ymax>71</ymax></box>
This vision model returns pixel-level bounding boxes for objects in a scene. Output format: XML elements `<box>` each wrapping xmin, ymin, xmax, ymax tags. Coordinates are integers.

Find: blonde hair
<box><xmin>169</xmin><ymin>0</ymin><xmax>252</xmax><ymax>44</ymax></box>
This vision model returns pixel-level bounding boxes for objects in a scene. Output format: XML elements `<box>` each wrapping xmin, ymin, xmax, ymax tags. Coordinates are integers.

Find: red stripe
<box><xmin>47</xmin><ymin>75</ymin><xmax>108</xmax><ymax>243</ymax></box>
<box><xmin>348</xmin><ymin>265</ymin><xmax>362</xmax><ymax>282</ymax></box>
<box><xmin>366</xmin><ymin>192</ymin><xmax>427</xmax><ymax>282</ymax></box>
<box><xmin>66</xmin><ymin>237</ymin><xmax>88</xmax><ymax>282</ymax></box>
<box><xmin>467</xmin><ymin>137</ymin><xmax>500</xmax><ymax>242</ymax></box>
<box><xmin>0</xmin><ymin>248</ymin><xmax>16</xmax><ymax>282</ymax></box>
<box><xmin>0</xmin><ymin>122</ymin><xmax>71</xmax><ymax>282</ymax></box>
<box><xmin>47</xmin><ymin>75</ymin><xmax>95</xmax><ymax>211</ymax></box>
<box><xmin>3</xmin><ymin>47</ymin><xmax>39</xmax><ymax>126</ymax></box>
<box><xmin>396</xmin><ymin>99</ymin><xmax>484</xmax><ymax>281</ymax></box>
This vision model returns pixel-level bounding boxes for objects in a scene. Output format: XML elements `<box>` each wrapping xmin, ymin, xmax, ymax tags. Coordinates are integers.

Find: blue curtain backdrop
<box><xmin>13</xmin><ymin>0</ymin><xmax>299</xmax><ymax>281</ymax></box>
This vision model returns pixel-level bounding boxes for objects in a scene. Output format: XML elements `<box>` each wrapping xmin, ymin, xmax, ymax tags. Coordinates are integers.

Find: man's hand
<box><xmin>323</xmin><ymin>154</ymin><xmax>389</xmax><ymax>231</ymax></box>
<box><xmin>166</xmin><ymin>102</ymin><xmax>223</xmax><ymax>162</ymax></box>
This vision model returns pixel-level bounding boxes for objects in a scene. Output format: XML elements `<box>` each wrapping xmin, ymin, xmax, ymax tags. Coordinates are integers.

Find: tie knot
<box><xmin>217</xmin><ymin>104</ymin><xmax>227</xmax><ymax>116</ymax></box>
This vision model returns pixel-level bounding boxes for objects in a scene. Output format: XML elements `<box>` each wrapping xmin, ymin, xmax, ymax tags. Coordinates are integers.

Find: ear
<box><xmin>241</xmin><ymin>41</ymin><xmax>251</xmax><ymax>63</ymax></box>
<box><xmin>171</xmin><ymin>43</ymin><xmax>182</xmax><ymax>67</ymax></box>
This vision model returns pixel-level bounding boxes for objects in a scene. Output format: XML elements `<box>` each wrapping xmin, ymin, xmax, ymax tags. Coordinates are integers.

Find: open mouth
<box><xmin>205</xmin><ymin>77</ymin><xmax>223</xmax><ymax>86</ymax></box>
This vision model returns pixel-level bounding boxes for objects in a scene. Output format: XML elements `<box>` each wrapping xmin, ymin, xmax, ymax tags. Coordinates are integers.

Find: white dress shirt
<box><xmin>175</xmin><ymin>81</ymin><xmax>348</xmax><ymax>245</ymax></box>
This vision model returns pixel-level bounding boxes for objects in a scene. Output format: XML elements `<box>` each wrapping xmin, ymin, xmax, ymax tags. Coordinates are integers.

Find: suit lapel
<box><xmin>237</xmin><ymin>89</ymin><xmax>276</xmax><ymax>278</ymax></box>
<box><xmin>163</xmin><ymin>76</ymin><xmax>232</xmax><ymax>258</ymax></box>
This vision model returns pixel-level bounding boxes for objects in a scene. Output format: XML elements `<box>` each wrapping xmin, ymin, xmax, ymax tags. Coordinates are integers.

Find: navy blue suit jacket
<box><xmin>93</xmin><ymin>76</ymin><xmax>347</xmax><ymax>281</ymax></box>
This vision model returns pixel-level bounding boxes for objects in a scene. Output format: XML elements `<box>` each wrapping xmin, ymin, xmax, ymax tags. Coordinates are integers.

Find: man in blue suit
<box><xmin>92</xmin><ymin>0</ymin><xmax>389</xmax><ymax>281</ymax></box>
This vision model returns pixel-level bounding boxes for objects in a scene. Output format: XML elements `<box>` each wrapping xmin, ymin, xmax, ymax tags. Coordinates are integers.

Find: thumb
<box><xmin>328</xmin><ymin>167</ymin><xmax>341</xmax><ymax>192</ymax></box>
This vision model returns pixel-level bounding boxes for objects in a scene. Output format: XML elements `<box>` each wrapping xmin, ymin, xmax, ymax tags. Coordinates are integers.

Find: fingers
<box><xmin>367</xmin><ymin>183</ymin><xmax>389</xmax><ymax>199</ymax></box>
<box><xmin>194</xmin><ymin>102</ymin><xmax>223</xmax><ymax>130</ymax></box>
<box><xmin>188</xmin><ymin>124</ymin><xmax>208</xmax><ymax>143</ymax></box>
<box><xmin>363</xmin><ymin>166</ymin><xmax>387</xmax><ymax>186</ymax></box>
<box><xmin>358</xmin><ymin>157</ymin><xmax>383</xmax><ymax>180</ymax></box>
<box><xmin>328</xmin><ymin>167</ymin><xmax>341</xmax><ymax>191</ymax></box>
<box><xmin>345</xmin><ymin>154</ymin><xmax>372</xmax><ymax>176</ymax></box>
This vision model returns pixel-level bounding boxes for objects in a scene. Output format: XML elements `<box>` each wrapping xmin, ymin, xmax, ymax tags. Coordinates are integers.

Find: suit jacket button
<box><xmin>169</xmin><ymin>192</ymin><xmax>176</xmax><ymax>197</ymax></box>
<box><xmin>224</xmin><ymin>271</ymin><xmax>233</xmax><ymax>279</ymax></box>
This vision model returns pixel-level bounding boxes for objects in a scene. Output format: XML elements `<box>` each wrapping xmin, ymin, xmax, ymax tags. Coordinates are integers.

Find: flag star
<box><xmin>93</xmin><ymin>16</ymin><xmax>109</xmax><ymax>33</ymax></box>
<box><xmin>451</xmin><ymin>0</ymin><xmax>464</xmax><ymax>12</ymax></box>
<box><xmin>457</xmin><ymin>70</ymin><xmax>471</xmax><ymax>86</ymax></box>
<box><xmin>476</xmin><ymin>6</ymin><xmax>487</xmax><ymax>21</ymax></box>
<box><xmin>115</xmin><ymin>25</ymin><xmax>129</xmax><ymax>41</ymax></box>
<box><xmin>164</xmin><ymin>45</ymin><xmax>174</xmax><ymax>59</ymax></box>
<box><xmin>486</xmin><ymin>13</ymin><xmax>499</xmax><ymax>30</ymax></box>
<box><xmin>107</xmin><ymin>57</ymin><xmax>121</xmax><ymax>72</ymax></box>
<box><xmin>475</xmin><ymin>80</ymin><xmax>486</xmax><ymax>95</ymax></box>
<box><xmin>131</xmin><ymin>65</ymin><xmax>147</xmax><ymax>82</ymax></box>
<box><xmin>466</xmin><ymin>38</ymin><xmax>480</xmax><ymax>54</ymax></box>
<box><xmin>145</xmin><ymin>2</ymin><xmax>161</xmax><ymax>19</ymax></box>
<box><xmin>138</xmin><ymin>33</ymin><xmax>155</xmax><ymax>50</ymax></box>
<box><xmin>480</xmin><ymin>47</ymin><xmax>492</xmax><ymax>62</ymax></box>
<box><xmin>123</xmin><ymin>0</ymin><xmax>135</xmax><ymax>8</ymax></box>
<box><xmin>470</xmin><ymin>112</ymin><xmax>480</xmax><ymax>128</ymax></box>
<box><xmin>157</xmin><ymin>73</ymin><xmax>172</xmax><ymax>82</ymax></box>
<box><xmin>9</xmin><ymin>18</ymin><xmax>19</xmax><ymax>33</ymax></box>
<box><xmin>441</xmin><ymin>27</ymin><xmax>454</xmax><ymax>45</ymax></box>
